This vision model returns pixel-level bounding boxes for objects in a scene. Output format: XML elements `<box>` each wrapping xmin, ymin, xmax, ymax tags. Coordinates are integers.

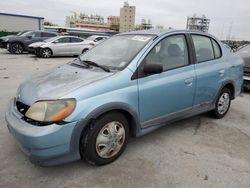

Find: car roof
<box><xmin>119</xmin><ymin>29</ymin><xmax>218</xmax><ymax>39</ymax></box>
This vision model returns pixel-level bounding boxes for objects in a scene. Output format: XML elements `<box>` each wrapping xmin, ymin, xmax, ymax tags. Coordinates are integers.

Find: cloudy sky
<box><xmin>1</xmin><ymin>0</ymin><xmax>250</xmax><ymax>40</ymax></box>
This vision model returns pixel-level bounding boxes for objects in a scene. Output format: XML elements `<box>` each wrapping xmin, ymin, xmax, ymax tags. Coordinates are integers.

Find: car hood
<box><xmin>0</xmin><ymin>35</ymin><xmax>15</xmax><ymax>40</ymax></box>
<box><xmin>29</xmin><ymin>42</ymin><xmax>47</xmax><ymax>48</ymax></box>
<box><xmin>17</xmin><ymin>63</ymin><xmax>114</xmax><ymax>105</ymax></box>
<box><xmin>7</xmin><ymin>36</ymin><xmax>27</xmax><ymax>42</ymax></box>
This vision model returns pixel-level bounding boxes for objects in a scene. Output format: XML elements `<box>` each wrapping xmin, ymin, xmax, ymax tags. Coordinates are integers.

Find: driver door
<box><xmin>137</xmin><ymin>34</ymin><xmax>196</xmax><ymax>127</ymax></box>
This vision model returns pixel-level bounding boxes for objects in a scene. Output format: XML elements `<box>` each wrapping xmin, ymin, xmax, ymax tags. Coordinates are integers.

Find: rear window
<box><xmin>71</xmin><ymin>37</ymin><xmax>83</xmax><ymax>43</ymax></box>
<box><xmin>192</xmin><ymin>35</ymin><xmax>222</xmax><ymax>63</ymax></box>
<box><xmin>212</xmin><ymin>39</ymin><xmax>222</xmax><ymax>58</ymax></box>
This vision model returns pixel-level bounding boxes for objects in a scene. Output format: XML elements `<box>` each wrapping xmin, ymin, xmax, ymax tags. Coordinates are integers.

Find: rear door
<box><xmin>29</xmin><ymin>32</ymin><xmax>43</xmax><ymax>43</ymax></box>
<box><xmin>191</xmin><ymin>34</ymin><xmax>226</xmax><ymax>106</ymax></box>
<box><xmin>69</xmin><ymin>37</ymin><xmax>84</xmax><ymax>55</ymax></box>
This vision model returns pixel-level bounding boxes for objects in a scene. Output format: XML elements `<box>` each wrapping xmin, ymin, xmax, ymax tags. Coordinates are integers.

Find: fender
<box><xmin>212</xmin><ymin>80</ymin><xmax>236</xmax><ymax>106</ymax></box>
<box><xmin>69</xmin><ymin>102</ymin><xmax>141</xmax><ymax>159</ymax></box>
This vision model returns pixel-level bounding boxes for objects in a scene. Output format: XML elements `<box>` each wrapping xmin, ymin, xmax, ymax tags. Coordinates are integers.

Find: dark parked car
<box><xmin>6</xmin><ymin>31</ymin><xmax>57</xmax><ymax>54</ymax></box>
<box><xmin>0</xmin><ymin>30</ymin><xmax>30</xmax><ymax>48</ymax></box>
<box><xmin>237</xmin><ymin>44</ymin><xmax>250</xmax><ymax>90</ymax></box>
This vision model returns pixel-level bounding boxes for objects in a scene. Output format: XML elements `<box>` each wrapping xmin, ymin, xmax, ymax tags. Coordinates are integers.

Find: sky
<box><xmin>1</xmin><ymin>0</ymin><xmax>250</xmax><ymax>40</ymax></box>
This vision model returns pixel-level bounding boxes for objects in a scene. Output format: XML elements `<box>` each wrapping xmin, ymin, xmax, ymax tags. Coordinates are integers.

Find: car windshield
<box><xmin>79</xmin><ymin>34</ymin><xmax>154</xmax><ymax>70</ymax></box>
<box><xmin>238</xmin><ymin>45</ymin><xmax>250</xmax><ymax>55</ymax></box>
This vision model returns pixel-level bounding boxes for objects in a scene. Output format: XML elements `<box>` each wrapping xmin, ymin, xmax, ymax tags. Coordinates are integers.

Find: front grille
<box><xmin>15</xmin><ymin>101</ymin><xmax>30</xmax><ymax>116</ymax></box>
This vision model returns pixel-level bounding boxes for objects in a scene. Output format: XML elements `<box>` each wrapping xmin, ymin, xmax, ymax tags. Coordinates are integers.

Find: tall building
<box><xmin>119</xmin><ymin>2</ymin><xmax>136</xmax><ymax>32</ymax></box>
<box><xmin>186</xmin><ymin>14</ymin><xmax>210</xmax><ymax>33</ymax></box>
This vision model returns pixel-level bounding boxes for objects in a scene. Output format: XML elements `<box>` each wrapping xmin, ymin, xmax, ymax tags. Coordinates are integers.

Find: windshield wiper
<box><xmin>81</xmin><ymin>59</ymin><xmax>110</xmax><ymax>72</ymax></box>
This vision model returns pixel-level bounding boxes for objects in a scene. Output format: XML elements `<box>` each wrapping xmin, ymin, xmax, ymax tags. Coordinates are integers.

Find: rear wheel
<box><xmin>41</xmin><ymin>48</ymin><xmax>52</xmax><ymax>58</ymax></box>
<box><xmin>211</xmin><ymin>88</ymin><xmax>231</xmax><ymax>119</ymax></box>
<box><xmin>10</xmin><ymin>42</ymin><xmax>24</xmax><ymax>54</ymax></box>
<box><xmin>80</xmin><ymin>112</ymin><xmax>129</xmax><ymax>165</ymax></box>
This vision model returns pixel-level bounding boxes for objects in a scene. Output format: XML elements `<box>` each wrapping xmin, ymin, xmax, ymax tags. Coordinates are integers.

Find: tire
<box><xmin>211</xmin><ymin>88</ymin><xmax>231</xmax><ymax>119</ymax></box>
<box><xmin>82</xmin><ymin>48</ymin><xmax>89</xmax><ymax>54</ymax></box>
<box><xmin>10</xmin><ymin>42</ymin><xmax>24</xmax><ymax>54</ymax></box>
<box><xmin>41</xmin><ymin>48</ymin><xmax>52</xmax><ymax>58</ymax></box>
<box><xmin>80</xmin><ymin>112</ymin><xmax>129</xmax><ymax>166</ymax></box>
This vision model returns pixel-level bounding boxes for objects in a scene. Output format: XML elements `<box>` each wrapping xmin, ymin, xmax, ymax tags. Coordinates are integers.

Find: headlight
<box><xmin>4</xmin><ymin>39</ymin><xmax>9</xmax><ymax>42</ymax></box>
<box><xmin>25</xmin><ymin>99</ymin><xmax>76</xmax><ymax>123</ymax></box>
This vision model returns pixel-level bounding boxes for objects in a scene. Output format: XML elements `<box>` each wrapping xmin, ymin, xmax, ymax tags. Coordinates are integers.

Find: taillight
<box><xmin>88</xmin><ymin>43</ymin><xmax>95</xmax><ymax>46</ymax></box>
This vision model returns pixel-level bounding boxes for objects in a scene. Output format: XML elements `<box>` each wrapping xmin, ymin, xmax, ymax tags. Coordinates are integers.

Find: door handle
<box><xmin>218</xmin><ymin>70</ymin><xmax>225</xmax><ymax>76</ymax></box>
<box><xmin>184</xmin><ymin>78</ymin><xmax>193</xmax><ymax>86</ymax></box>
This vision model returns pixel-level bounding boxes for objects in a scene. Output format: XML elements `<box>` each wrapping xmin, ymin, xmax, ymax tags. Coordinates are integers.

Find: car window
<box><xmin>30</xmin><ymin>32</ymin><xmax>41</xmax><ymax>38</ymax></box>
<box><xmin>211</xmin><ymin>39</ymin><xmax>222</xmax><ymax>58</ymax></box>
<box><xmin>42</xmin><ymin>32</ymin><xmax>56</xmax><ymax>37</ymax></box>
<box><xmin>71</xmin><ymin>37</ymin><xmax>83</xmax><ymax>43</ymax></box>
<box><xmin>55</xmin><ymin>37</ymin><xmax>71</xmax><ymax>43</ymax></box>
<box><xmin>192</xmin><ymin>35</ymin><xmax>215</xmax><ymax>63</ymax></box>
<box><xmin>144</xmin><ymin>34</ymin><xmax>189</xmax><ymax>71</ymax></box>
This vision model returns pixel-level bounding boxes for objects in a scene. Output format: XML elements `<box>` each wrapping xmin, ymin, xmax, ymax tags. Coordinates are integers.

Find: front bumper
<box><xmin>5</xmin><ymin>99</ymin><xmax>81</xmax><ymax>166</ymax></box>
<box><xmin>0</xmin><ymin>41</ymin><xmax>8</xmax><ymax>48</ymax></box>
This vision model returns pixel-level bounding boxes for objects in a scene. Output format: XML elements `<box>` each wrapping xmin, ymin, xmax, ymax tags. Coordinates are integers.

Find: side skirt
<box><xmin>136</xmin><ymin>104</ymin><xmax>214</xmax><ymax>137</ymax></box>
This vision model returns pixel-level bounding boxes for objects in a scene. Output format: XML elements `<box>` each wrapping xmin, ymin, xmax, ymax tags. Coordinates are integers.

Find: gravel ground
<box><xmin>0</xmin><ymin>49</ymin><xmax>250</xmax><ymax>188</ymax></box>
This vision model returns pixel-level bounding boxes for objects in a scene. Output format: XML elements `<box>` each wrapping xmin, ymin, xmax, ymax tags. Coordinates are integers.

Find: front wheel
<box><xmin>10</xmin><ymin>43</ymin><xmax>24</xmax><ymax>54</ymax></box>
<box><xmin>41</xmin><ymin>48</ymin><xmax>52</xmax><ymax>58</ymax></box>
<box><xmin>80</xmin><ymin>112</ymin><xmax>129</xmax><ymax>165</ymax></box>
<box><xmin>211</xmin><ymin>88</ymin><xmax>231</xmax><ymax>119</ymax></box>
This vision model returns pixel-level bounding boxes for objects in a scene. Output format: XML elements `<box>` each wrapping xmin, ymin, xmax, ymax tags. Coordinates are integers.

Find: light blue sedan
<box><xmin>5</xmin><ymin>30</ymin><xmax>243</xmax><ymax>166</ymax></box>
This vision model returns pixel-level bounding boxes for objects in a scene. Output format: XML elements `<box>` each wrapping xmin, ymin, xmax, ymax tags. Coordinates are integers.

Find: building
<box><xmin>186</xmin><ymin>14</ymin><xmax>210</xmax><ymax>32</ymax></box>
<box><xmin>136</xmin><ymin>19</ymin><xmax>153</xmax><ymax>30</ymax></box>
<box><xmin>66</xmin><ymin>13</ymin><xmax>118</xmax><ymax>31</ymax></box>
<box><xmin>119</xmin><ymin>2</ymin><xmax>136</xmax><ymax>32</ymax></box>
<box><xmin>107</xmin><ymin>16</ymin><xmax>120</xmax><ymax>32</ymax></box>
<box><xmin>66</xmin><ymin>13</ymin><xmax>110</xmax><ymax>31</ymax></box>
<box><xmin>0</xmin><ymin>12</ymin><xmax>44</xmax><ymax>32</ymax></box>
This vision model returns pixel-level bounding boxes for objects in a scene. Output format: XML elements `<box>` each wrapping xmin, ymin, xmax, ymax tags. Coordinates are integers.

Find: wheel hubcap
<box><xmin>42</xmin><ymin>49</ymin><xmax>51</xmax><ymax>57</ymax></box>
<box><xmin>96</xmin><ymin>121</ymin><xmax>125</xmax><ymax>159</ymax></box>
<box><xmin>217</xmin><ymin>93</ymin><xmax>230</xmax><ymax>114</ymax></box>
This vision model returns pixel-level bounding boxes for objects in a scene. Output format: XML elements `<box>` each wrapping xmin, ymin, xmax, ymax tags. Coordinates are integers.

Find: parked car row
<box><xmin>0</xmin><ymin>30</ymin><xmax>109</xmax><ymax>57</ymax></box>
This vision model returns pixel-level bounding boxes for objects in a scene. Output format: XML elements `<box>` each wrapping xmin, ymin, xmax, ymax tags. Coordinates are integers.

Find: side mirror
<box><xmin>143</xmin><ymin>63</ymin><xmax>163</xmax><ymax>74</ymax></box>
<box><xmin>53</xmin><ymin>40</ymin><xmax>59</xmax><ymax>44</ymax></box>
<box><xmin>26</xmin><ymin>35</ymin><xmax>32</xmax><ymax>39</ymax></box>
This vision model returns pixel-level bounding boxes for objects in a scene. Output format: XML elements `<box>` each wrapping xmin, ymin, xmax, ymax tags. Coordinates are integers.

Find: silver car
<box><xmin>28</xmin><ymin>36</ymin><xmax>88</xmax><ymax>58</ymax></box>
